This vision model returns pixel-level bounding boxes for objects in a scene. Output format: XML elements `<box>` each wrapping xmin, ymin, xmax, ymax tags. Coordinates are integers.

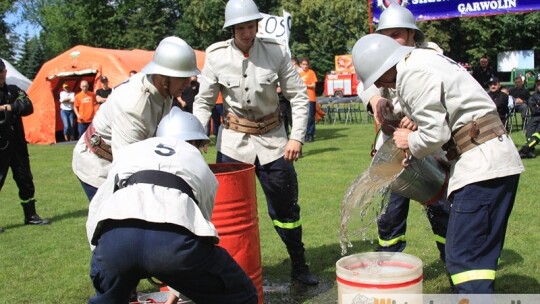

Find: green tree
<box><xmin>283</xmin><ymin>0</ymin><xmax>368</xmax><ymax>80</ymax></box>
<box><xmin>107</xmin><ymin>0</ymin><xmax>182</xmax><ymax>50</ymax></box>
<box><xmin>17</xmin><ymin>33</ymin><xmax>45</xmax><ymax>80</ymax></box>
<box><xmin>19</xmin><ymin>0</ymin><xmax>115</xmax><ymax>58</ymax></box>
<box><xmin>174</xmin><ymin>0</ymin><xmax>229</xmax><ymax>51</ymax></box>
<box><xmin>0</xmin><ymin>1</ymin><xmax>17</xmax><ymax>61</ymax></box>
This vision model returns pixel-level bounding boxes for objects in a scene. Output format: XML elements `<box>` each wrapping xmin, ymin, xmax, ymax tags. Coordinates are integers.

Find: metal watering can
<box><xmin>369</xmin><ymin>139</ymin><xmax>448</xmax><ymax>205</ymax></box>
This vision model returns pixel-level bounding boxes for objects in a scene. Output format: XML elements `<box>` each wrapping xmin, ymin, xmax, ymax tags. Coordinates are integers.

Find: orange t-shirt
<box><xmin>300</xmin><ymin>69</ymin><xmax>318</xmax><ymax>102</ymax></box>
<box><xmin>74</xmin><ymin>91</ymin><xmax>97</xmax><ymax>123</ymax></box>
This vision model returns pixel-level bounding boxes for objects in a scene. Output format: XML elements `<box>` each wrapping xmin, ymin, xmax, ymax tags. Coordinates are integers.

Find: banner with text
<box><xmin>372</xmin><ymin>0</ymin><xmax>540</xmax><ymax>23</ymax></box>
<box><xmin>257</xmin><ymin>10</ymin><xmax>292</xmax><ymax>55</ymax></box>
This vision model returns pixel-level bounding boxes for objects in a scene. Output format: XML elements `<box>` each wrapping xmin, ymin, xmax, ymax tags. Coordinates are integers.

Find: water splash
<box><xmin>339</xmin><ymin>169</ymin><xmax>396</xmax><ymax>256</ymax></box>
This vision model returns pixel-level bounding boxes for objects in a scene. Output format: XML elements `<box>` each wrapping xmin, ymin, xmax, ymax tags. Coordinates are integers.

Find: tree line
<box><xmin>1</xmin><ymin>0</ymin><xmax>539</xmax><ymax>83</ymax></box>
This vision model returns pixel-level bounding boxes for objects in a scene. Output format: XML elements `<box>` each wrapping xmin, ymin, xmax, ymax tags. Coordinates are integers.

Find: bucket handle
<box><xmin>401</xmin><ymin>150</ymin><xmax>412</xmax><ymax>168</ymax></box>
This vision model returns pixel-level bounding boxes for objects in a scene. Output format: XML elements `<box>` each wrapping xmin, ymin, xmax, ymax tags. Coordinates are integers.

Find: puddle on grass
<box><xmin>263</xmin><ymin>279</ymin><xmax>337</xmax><ymax>304</ymax></box>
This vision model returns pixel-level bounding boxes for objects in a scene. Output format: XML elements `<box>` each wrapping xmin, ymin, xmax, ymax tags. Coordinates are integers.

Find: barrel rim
<box><xmin>209</xmin><ymin>163</ymin><xmax>255</xmax><ymax>175</ymax></box>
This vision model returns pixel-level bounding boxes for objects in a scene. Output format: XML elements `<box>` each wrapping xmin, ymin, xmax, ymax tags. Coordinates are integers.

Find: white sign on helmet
<box><xmin>257</xmin><ymin>10</ymin><xmax>292</xmax><ymax>56</ymax></box>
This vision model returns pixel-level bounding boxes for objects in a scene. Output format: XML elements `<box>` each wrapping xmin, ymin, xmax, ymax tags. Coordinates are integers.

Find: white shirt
<box><xmin>87</xmin><ymin>137</ymin><xmax>219</xmax><ymax>247</ymax></box>
<box><xmin>193</xmin><ymin>38</ymin><xmax>309</xmax><ymax>165</ymax></box>
<box><xmin>59</xmin><ymin>90</ymin><xmax>75</xmax><ymax>111</ymax></box>
<box><xmin>395</xmin><ymin>48</ymin><xmax>524</xmax><ymax>194</ymax></box>
<box><xmin>72</xmin><ymin>73</ymin><xmax>173</xmax><ymax>188</ymax></box>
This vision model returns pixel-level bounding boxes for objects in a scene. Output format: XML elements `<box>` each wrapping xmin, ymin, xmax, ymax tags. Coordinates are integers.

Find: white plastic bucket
<box><xmin>336</xmin><ymin>252</ymin><xmax>423</xmax><ymax>304</ymax></box>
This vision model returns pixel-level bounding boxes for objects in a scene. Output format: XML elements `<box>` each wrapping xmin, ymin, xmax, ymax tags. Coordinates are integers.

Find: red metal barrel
<box><xmin>209</xmin><ymin>163</ymin><xmax>263</xmax><ymax>304</ymax></box>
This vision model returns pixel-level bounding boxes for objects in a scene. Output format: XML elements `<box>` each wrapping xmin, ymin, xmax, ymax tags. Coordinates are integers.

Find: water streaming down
<box><xmin>339</xmin><ymin>138</ymin><xmax>448</xmax><ymax>256</ymax></box>
<box><xmin>339</xmin><ymin>141</ymin><xmax>408</xmax><ymax>256</ymax></box>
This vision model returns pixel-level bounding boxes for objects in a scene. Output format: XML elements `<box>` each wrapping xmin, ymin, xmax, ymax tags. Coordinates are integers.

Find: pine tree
<box><xmin>17</xmin><ymin>34</ymin><xmax>44</xmax><ymax>80</ymax></box>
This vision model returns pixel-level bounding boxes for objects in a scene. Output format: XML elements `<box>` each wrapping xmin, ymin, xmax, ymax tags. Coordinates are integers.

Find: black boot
<box><xmin>21</xmin><ymin>199</ymin><xmax>51</xmax><ymax>225</ymax></box>
<box><xmin>290</xmin><ymin>250</ymin><xmax>319</xmax><ymax>285</ymax></box>
<box><xmin>519</xmin><ymin>146</ymin><xmax>536</xmax><ymax>159</ymax></box>
<box><xmin>519</xmin><ymin>133</ymin><xmax>539</xmax><ymax>158</ymax></box>
<box><xmin>0</xmin><ymin>227</ymin><xmax>4</xmax><ymax>233</ymax></box>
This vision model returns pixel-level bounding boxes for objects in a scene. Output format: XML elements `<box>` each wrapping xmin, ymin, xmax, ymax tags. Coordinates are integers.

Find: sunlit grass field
<box><xmin>1</xmin><ymin>121</ymin><xmax>538</xmax><ymax>303</ymax></box>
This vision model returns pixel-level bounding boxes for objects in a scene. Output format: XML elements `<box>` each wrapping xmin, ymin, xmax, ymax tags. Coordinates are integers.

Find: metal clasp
<box><xmin>89</xmin><ymin>134</ymin><xmax>101</xmax><ymax>147</ymax></box>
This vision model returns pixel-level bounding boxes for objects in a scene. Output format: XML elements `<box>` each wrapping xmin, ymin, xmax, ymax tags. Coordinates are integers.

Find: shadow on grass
<box><xmin>311</xmin><ymin>127</ymin><xmax>348</xmax><ymax>141</ymax></box>
<box><xmin>302</xmin><ymin>147</ymin><xmax>340</xmax><ymax>157</ymax></box>
<box><xmin>261</xmin><ymin>240</ymin><xmax>373</xmax><ymax>304</ymax></box>
<box><xmin>3</xmin><ymin>208</ymin><xmax>88</xmax><ymax>231</ymax></box>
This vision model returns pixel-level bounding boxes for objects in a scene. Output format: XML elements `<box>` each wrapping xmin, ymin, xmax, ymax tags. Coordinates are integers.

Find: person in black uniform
<box><xmin>487</xmin><ymin>77</ymin><xmax>509</xmax><ymax>125</ymax></box>
<box><xmin>518</xmin><ymin>77</ymin><xmax>540</xmax><ymax>158</ymax></box>
<box><xmin>95</xmin><ymin>76</ymin><xmax>112</xmax><ymax>106</ymax></box>
<box><xmin>0</xmin><ymin>59</ymin><xmax>50</xmax><ymax>233</ymax></box>
<box><xmin>472</xmin><ymin>55</ymin><xmax>497</xmax><ymax>90</ymax></box>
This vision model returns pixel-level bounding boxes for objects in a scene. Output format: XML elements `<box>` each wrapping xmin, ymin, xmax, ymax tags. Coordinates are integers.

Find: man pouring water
<box><xmin>352</xmin><ymin>34</ymin><xmax>523</xmax><ymax>294</ymax></box>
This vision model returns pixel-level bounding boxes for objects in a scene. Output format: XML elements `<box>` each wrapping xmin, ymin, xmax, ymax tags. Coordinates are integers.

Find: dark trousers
<box><xmin>306</xmin><ymin>102</ymin><xmax>316</xmax><ymax>136</ymax></box>
<box><xmin>446</xmin><ymin>174</ymin><xmax>519</xmax><ymax>294</ymax></box>
<box><xmin>525</xmin><ymin>116</ymin><xmax>540</xmax><ymax>138</ymax></box>
<box><xmin>209</xmin><ymin>104</ymin><xmax>223</xmax><ymax>136</ymax></box>
<box><xmin>377</xmin><ymin>192</ymin><xmax>450</xmax><ymax>261</ymax></box>
<box><xmin>279</xmin><ymin>100</ymin><xmax>292</xmax><ymax>136</ymax></box>
<box><xmin>0</xmin><ymin>138</ymin><xmax>35</xmax><ymax>200</ymax></box>
<box><xmin>79</xmin><ymin>178</ymin><xmax>98</xmax><ymax>202</ymax></box>
<box><xmin>216</xmin><ymin>152</ymin><xmax>306</xmax><ymax>262</ymax></box>
<box><xmin>78</xmin><ymin>122</ymin><xmax>91</xmax><ymax>139</ymax></box>
<box><xmin>89</xmin><ymin>220</ymin><xmax>257</xmax><ymax>304</ymax></box>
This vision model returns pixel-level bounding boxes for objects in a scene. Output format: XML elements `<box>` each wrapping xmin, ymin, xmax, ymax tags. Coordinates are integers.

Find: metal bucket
<box><xmin>369</xmin><ymin>139</ymin><xmax>447</xmax><ymax>204</ymax></box>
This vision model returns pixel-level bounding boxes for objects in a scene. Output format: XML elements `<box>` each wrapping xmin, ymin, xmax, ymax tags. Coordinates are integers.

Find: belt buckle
<box><xmin>89</xmin><ymin>134</ymin><xmax>101</xmax><ymax>147</ymax></box>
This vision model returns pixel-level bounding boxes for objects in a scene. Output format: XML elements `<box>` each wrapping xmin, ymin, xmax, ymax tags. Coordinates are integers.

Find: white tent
<box><xmin>1</xmin><ymin>58</ymin><xmax>32</xmax><ymax>92</ymax></box>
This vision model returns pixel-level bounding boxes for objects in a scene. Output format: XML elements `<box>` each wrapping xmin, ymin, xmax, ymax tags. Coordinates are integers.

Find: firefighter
<box><xmin>353</xmin><ymin>33</ymin><xmax>523</xmax><ymax>294</ymax></box>
<box><xmin>72</xmin><ymin>36</ymin><xmax>200</xmax><ymax>201</ymax></box>
<box><xmin>518</xmin><ymin>77</ymin><xmax>540</xmax><ymax>158</ymax></box>
<box><xmin>87</xmin><ymin>108</ymin><xmax>257</xmax><ymax>304</ymax></box>
<box><xmin>358</xmin><ymin>4</ymin><xmax>449</xmax><ymax>262</ymax></box>
<box><xmin>0</xmin><ymin>59</ymin><xmax>50</xmax><ymax>232</ymax></box>
<box><xmin>193</xmin><ymin>0</ymin><xmax>318</xmax><ymax>285</ymax></box>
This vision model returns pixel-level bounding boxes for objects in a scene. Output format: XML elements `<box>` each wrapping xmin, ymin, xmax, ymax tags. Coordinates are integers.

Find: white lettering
<box><xmin>457</xmin><ymin>0</ymin><xmax>517</xmax><ymax>14</ymax></box>
<box><xmin>411</xmin><ymin>0</ymin><xmax>449</xmax><ymax>4</ymax></box>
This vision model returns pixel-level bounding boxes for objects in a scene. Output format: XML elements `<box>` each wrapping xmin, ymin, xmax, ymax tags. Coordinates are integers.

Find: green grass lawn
<box><xmin>1</xmin><ymin>122</ymin><xmax>539</xmax><ymax>303</ymax></box>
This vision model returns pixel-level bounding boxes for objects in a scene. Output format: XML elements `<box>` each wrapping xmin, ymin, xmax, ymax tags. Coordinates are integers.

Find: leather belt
<box><xmin>443</xmin><ymin>112</ymin><xmax>506</xmax><ymax>160</ymax></box>
<box><xmin>83</xmin><ymin>123</ymin><xmax>113</xmax><ymax>162</ymax></box>
<box><xmin>224</xmin><ymin>108</ymin><xmax>281</xmax><ymax>135</ymax></box>
<box><xmin>115</xmin><ymin>170</ymin><xmax>198</xmax><ymax>205</ymax></box>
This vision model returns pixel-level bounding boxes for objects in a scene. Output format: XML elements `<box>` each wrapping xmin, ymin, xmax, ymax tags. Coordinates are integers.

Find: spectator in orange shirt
<box><xmin>299</xmin><ymin>58</ymin><xmax>318</xmax><ymax>142</ymax></box>
<box><xmin>74</xmin><ymin>80</ymin><xmax>97</xmax><ymax>138</ymax></box>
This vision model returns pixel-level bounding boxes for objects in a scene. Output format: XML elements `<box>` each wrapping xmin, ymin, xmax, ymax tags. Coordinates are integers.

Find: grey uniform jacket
<box><xmin>193</xmin><ymin>37</ymin><xmax>309</xmax><ymax>165</ymax></box>
<box><xmin>86</xmin><ymin>137</ymin><xmax>219</xmax><ymax>248</ymax></box>
<box><xmin>72</xmin><ymin>73</ymin><xmax>173</xmax><ymax>188</ymax></box>
<box><xmin>394</xmin><ymin>48</ymin><xmax>524</xmax><ymax>194</ymax></box>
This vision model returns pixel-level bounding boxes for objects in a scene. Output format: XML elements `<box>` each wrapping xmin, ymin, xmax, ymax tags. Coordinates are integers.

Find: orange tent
<box><xmin>24</xmin><ymin>45</ymin><xmax>206</xmax><ymax>144</ymax></box>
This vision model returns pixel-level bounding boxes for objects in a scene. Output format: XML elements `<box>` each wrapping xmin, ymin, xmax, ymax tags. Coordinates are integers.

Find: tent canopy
<box><xmin>2</xmin><ymin>58</ymin><xmax>32</xmax><ymax>92</ymax></box>
<box><xmin>23</xmin><ymin>45</ymin><xmax>206</xmax><ymax>144</ymax></box>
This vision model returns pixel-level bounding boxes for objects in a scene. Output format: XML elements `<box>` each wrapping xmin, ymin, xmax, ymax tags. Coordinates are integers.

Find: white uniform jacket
<box><xmin>72</xmin><ymin>73</ymin><xmax>173</xmax><ymax>188</ymax></box>
<box><xmin>87</xmin><ymin>137</ymin><xmax>219</xmax><ymax>247</ymax></box>
<box><xmin>395</xmin><ymin>48</ymin><xmax>524</xmax><ymax>194</ymax></box>
<box><xmin>193</xmin><ymin>37</ymin><xmax>309</xmax><ymax>165</ymax></box>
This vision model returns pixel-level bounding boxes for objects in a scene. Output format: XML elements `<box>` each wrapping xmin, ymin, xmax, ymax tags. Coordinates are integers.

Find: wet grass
<box><xmin>0</xmin><ymin>122</ymin><xmax>538</xmax><ymax>303</ymax></box>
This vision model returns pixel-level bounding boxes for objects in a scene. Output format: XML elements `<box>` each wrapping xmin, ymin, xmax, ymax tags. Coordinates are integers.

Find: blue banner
<box><xmin>372</xmin><ymin>0</ymin><xmax>540</xmax><ymax>22</ymax></box>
